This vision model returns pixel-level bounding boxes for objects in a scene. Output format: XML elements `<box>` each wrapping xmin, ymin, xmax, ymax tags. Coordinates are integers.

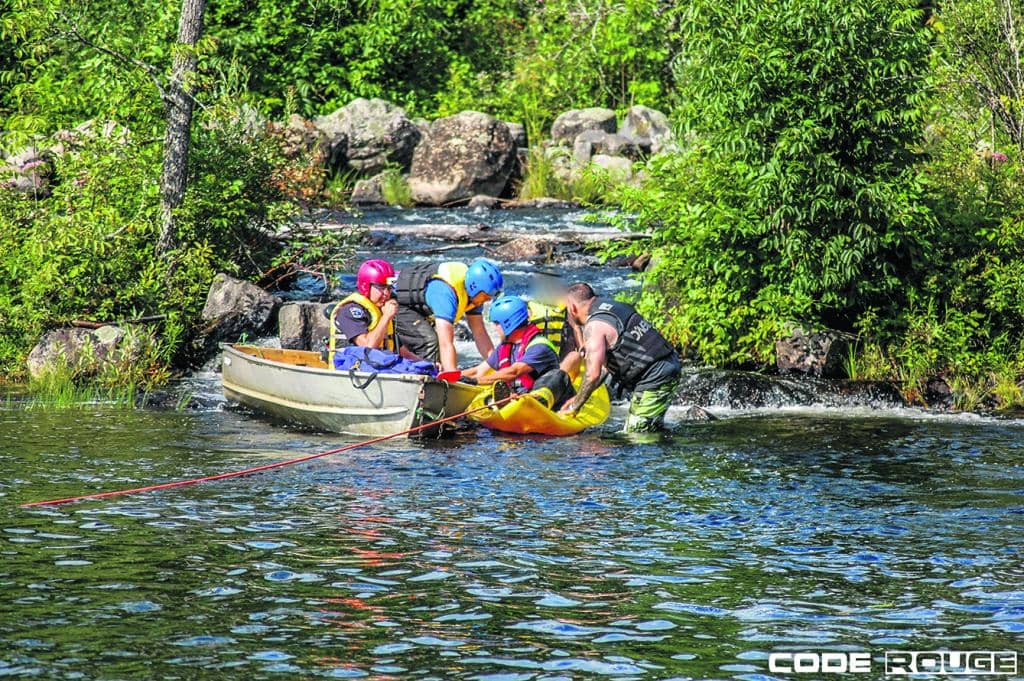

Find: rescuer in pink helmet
<box><xmin>325</xmin><ymin>259</ymin><xmax>399</xmax><ymax>363</ymax></box>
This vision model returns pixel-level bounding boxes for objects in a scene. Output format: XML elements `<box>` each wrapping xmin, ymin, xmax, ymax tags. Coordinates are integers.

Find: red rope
<box><xmin>21</xmin><ymin>392</ymin><xmax>514</xmax><ymax>508</ymax></box>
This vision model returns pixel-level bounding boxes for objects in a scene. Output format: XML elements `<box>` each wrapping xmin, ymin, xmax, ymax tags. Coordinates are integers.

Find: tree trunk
<box><xmin>156</xmin><ymin>0</ymin><xmax>206</xmax><ymax>256</ymax></box>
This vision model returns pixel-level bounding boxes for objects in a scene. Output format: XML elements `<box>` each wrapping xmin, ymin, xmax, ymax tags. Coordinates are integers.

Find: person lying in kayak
<box><xmin>392</xmin><ymin>259</ymin><xmax>503</xmax><ymax>372</ymax></box>
<box><xmin>559</xmin><ymin>283</ymin><xmax>681</xmax><ymax>432</ymax></box>
<box><xmin>460</xmin><ymin>296</ymin><xmax>575</xmax><ymax>411</ymax></box>
<box><xmin>324</xmin><ymin>259</ymin><xmax>400</xmax><ymax>365</ymax></box>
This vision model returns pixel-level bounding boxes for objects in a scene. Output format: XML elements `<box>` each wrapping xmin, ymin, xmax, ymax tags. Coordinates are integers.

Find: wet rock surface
<box><xmin>674</xmin><ymin>367</ymin><xmax>905</xmax><ymax>410</ymax></box>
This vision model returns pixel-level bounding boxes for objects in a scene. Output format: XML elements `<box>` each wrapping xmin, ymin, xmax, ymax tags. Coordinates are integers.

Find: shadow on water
<box><xmin>1</xmin><ymin>402</ymin><xmax>1023</xmax><ymax>679</ymax></box>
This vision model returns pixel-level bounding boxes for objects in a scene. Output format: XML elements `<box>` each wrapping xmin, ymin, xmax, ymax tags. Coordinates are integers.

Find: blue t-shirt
<box><xmin>486</xmin><ymin>338</ymin><xmax>560</xmax><ymax>383</ymax></box>
<box><xmin>423</xmin><ymin>279</ymin><xmax>481</xmax><ymax>323</ymax></box>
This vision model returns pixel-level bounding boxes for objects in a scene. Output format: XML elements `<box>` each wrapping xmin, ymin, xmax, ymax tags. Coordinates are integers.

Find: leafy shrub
<box><xmin>620</xmin><ymin>0</ymin><xmax>935</xmax><ymax>366</ymax></box>
<box><xmin>0</xmin><ymin>104</ymin><xmax>303</xmax><ymax>382</ymax></box>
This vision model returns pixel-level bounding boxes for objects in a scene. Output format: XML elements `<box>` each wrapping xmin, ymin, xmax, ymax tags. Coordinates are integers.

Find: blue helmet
<box><xmin>465</xmin><ymin>259</ymin><xmax>503</xmax><ymax>299</ymax></box>
<box><xmin>488</xmin><ymin>296</ymin><xmax>530</xmax><ymax>335</ymax></box>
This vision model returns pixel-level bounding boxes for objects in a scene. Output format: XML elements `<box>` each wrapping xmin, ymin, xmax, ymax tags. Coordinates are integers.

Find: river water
<box><xmin>2</xmin><ymin>209</ymin><xmax>1023</xmax><ymax>679</ymax></box>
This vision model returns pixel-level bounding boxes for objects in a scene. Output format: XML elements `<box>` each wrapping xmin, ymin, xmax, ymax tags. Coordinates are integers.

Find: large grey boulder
<box><xmin>2</xmin><ymin>147</ymin><xmax>53</xmax><ymax>198</ymax></box>
<box><xmin>775</xmin><ymin>328</ymin><xmax>850</xmax><ymax>378</ymax></box>
<box><xmin>27</xmin><ymin>325</ymin><xmax>126</xmax><ymax>379</ymax></box>
<box><xmin>201</xmin><ymin>273</ymin><xmax>278</xmax><ymax>343</ymax></box>
<box><xmin>408</xmin><ymin>111</ymin><xmax>517</xmax><ymax>206</ymax></box>
<box><xmin>314</xmin><ymin>98</ymin><xmax>421</xmax><ymax>174</ymax></box>
<box><xmin>550</xmin><ymin>108</ymin><xmax>617</xmax><ymax>145</ymax></box>
<box><xmin>279</xmin><ymin>302</ymin><xmax>331</xmax><ymax>352</ymax></box>
<box><xmin>618</xmin><ymin>105</ymin><xmax>674</xmax><ymax>154</ymax></box>
<box><xmin>574</xmin><ymin>130</ymin><xmax>643</xmax><ymax>160</ymax></box>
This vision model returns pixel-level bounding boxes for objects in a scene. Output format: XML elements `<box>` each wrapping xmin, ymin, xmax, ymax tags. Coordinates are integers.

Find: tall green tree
<box><xmin>621</xmin><ymin>0</ymin><xmax>936</xmax><ymax>364</ymax></box>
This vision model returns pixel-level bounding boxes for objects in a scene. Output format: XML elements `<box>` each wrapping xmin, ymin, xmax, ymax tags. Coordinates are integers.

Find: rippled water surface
<box><xmin>2</xmin><ymin>404</ymin><xmax>1023</xmax><ymax>679</ymax></box>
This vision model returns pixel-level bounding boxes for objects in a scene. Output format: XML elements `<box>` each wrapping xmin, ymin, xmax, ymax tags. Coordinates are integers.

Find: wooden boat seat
<box><xmin>232</xmin><ymin>345</ymin><xmax>330</xmax><ymax>369</ymax></box>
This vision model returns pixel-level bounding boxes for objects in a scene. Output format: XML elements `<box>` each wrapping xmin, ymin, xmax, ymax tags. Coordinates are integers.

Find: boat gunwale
<box><xmin>221</xmin><ymin>343</ymin><xmax>431</xmax><ymax>386</ymax></box>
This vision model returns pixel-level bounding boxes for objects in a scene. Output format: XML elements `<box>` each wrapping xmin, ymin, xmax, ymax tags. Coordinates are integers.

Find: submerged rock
<box><xmin>493</xmin><ymin>236</ymin><xmax>553</xmax><ymax>262</ymax></box>
<box><xmin>278</xmin><ymin>302</ymin><xmax>331</xmax><ymax>352</ymax></box>
<box><xmin>201</xmin><ymin>273</ymin><xmax>278</xmax><ymax>344</ymax></box>
<box><xmin>683</xmin><ymin>405</ymin><xmax>718</xmax><ymax>421</ymax></box>
<box><xmin>27</xmin><ymin>325</ymin><xmax>127</xmax><ymax>379</ymax></box>
<box><xmin>408</xmin><ymin>111</ymin><xmax>517</xmax><ymax>206</ymax></box>
<box><xmin>550</xmin><ymin>108</ymin><xmax>617</xmax><ymax>145</ymax></box>
<box><xmin>468</xmin><ymin>194</ymin><xmax>499</xmax><ymax>209</ymax></box>
<box><xmin>776</xmin><ymin>328</ymin><xmax>851</xmax><ymax>378</ymax></box>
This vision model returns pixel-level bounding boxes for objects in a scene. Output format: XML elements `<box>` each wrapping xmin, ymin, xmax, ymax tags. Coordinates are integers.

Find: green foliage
<box><xmin>517</xmin><ymin>147</ymin><xmax>619</xmax><ymax>204</ymax></box>
<box><xmin>621</xmin><ymin>0</ymin><xmax>935</xmax><ymax>366</ymax></box>
<box><xmin>0</xmin><ymin>105</ymin><xmax>300</xmax><ymax>382</ymax></box>
<box><xmin>439</xmin><ymin>0</ymin><xmax>680</xmax><ymax>126</ymax></box>
<box><xmin>379</xmin><ymin>167</ymin><xmax>412</xmax><ymax>207</ymax></box>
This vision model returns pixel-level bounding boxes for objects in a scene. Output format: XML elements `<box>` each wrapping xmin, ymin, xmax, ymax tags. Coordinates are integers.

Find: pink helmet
<box><xmin>356</xmin><ymin>259</ymin><xmax>396</xmax><ymax>296</ymax></box>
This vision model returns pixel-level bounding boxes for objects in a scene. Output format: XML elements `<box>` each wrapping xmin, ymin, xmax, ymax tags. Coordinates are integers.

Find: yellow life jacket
<box><xmin>433</xmin><ymin>261</ymin><xmax>472</xmax><ymax>322</ymax></box>
<box><xmin>328</xmin><ymin>293</ymin><xmax>397</xmax><ymax>367</ymax></box>
<box><xmin>527</xmin><ymin>300</ymin><xmax>568</xmax><ymax>354</ymax></box>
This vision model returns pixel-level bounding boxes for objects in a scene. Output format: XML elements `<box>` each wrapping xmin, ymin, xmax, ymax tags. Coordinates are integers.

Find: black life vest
<box><xmin>586</xmin><ymin>298</ymin><xmax>676</xmax><ymax>389</ymax></box>
<box><xmin>393</xmin><ymin>262</ymin><xmax>471</xmax><ymax>321</ymax></box>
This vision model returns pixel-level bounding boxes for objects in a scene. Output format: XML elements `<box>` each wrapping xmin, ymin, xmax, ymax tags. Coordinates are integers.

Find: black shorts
<box><xmin>395</xmin><ymin>307</ymin><xmax>439</xmax><ymax>362</ymax></box>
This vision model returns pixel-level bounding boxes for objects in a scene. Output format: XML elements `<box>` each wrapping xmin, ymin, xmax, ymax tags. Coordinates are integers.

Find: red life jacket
<box><xmin>495</xmin><ymin>323</ymin><xmax>554</xmax><ymax>391</ymax></box>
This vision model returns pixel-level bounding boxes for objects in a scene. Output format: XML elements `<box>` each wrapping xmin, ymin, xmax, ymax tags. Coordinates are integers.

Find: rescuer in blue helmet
<box><xmin>392</xmin><ymin>259</ymin><xmax>504</xmax><ymax>371</ymax></box>
<box><xmin>460</xmin><ymin>295</ymin><xmax>575</xmax><ymax>410</ymax></box>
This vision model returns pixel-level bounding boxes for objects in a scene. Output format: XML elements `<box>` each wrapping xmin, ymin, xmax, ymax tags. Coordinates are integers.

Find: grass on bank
<box><xmin>517</xmin><ymin>146</ymin><xmax>619</xmax><ymax>204</ymax></box>
<box><xmin>380</xmin><ymin>167</ymin><xmax>413</xmax><ymax>207</ymax></box>
<box><xmin>23</xmin><ymin>367</ymin><xmax>140</xmax><ymax>410</ymax></box>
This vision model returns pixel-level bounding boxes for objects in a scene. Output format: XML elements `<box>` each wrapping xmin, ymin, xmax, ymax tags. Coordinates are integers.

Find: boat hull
<box><xmin>221</xmin><ymin>344</ymin><xmax>479</xmax><ymax>437</ymax></box>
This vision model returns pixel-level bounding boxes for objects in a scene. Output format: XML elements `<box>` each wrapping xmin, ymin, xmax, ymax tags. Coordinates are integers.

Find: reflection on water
<box><xmin>1</xmin><ymin>405</ymin><xmax>1022</xmax><ymax>678</ymax></box>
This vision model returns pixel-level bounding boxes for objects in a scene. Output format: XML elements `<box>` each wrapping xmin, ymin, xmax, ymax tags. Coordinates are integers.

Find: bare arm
<box><xmin>461</xmin><ymin>359</ymin><xmax>491</xmax><ymax>379</ymax></box>
<box><xmin>352</xmin><ymin>299</ymin><xmax>398</xmax><ymax>349</ymax></box>
<box><xmin>467</xmin><ymin>314</ymin><xmax>494</xmax><ymax>358</ymax></box>
<box><xmin>562</xmin><ymin>321</ymin><xmax>609</xmax><ymax>415</ymax></box>
<box><xmin>435</xmin><ymin>318</ymin><xmax>458</xmax><ymax>372</ymax></box>
<box><xmin>477</xmin><ymin>361</ymin><xmax>531</xmax><ymax>385</ymax></box>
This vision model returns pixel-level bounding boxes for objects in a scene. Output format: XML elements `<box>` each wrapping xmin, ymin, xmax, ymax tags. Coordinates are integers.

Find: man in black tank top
<box><xmin>558</xmin><ymin>283</ymin><xmax>681</xmax><ymax>432</ymax></box>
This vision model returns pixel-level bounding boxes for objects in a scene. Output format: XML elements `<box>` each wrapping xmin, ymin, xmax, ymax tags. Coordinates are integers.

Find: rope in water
<box><xmin>21</xmin><ymin>391</ymin><xmax>515</xmax><ymax>508</ymax></box>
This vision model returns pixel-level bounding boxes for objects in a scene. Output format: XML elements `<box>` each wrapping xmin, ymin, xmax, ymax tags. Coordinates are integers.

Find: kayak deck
<box><xmin>467</xmin><ymin>379</ymin><xmax>610</xmax><ymax>436</ymax></box>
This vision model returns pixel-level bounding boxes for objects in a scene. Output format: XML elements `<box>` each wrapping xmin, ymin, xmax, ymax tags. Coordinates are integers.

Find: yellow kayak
<box><xmin>467</xmin><ymin>380</ymin><xmax>611</xmax><ymax>436</ymax></box>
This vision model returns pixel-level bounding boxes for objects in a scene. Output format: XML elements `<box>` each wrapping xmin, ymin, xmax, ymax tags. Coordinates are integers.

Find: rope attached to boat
<box><xmin>21</xmin><ymin>390</ymin><xmax>516</xmax><ymax>509</ymax></box>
